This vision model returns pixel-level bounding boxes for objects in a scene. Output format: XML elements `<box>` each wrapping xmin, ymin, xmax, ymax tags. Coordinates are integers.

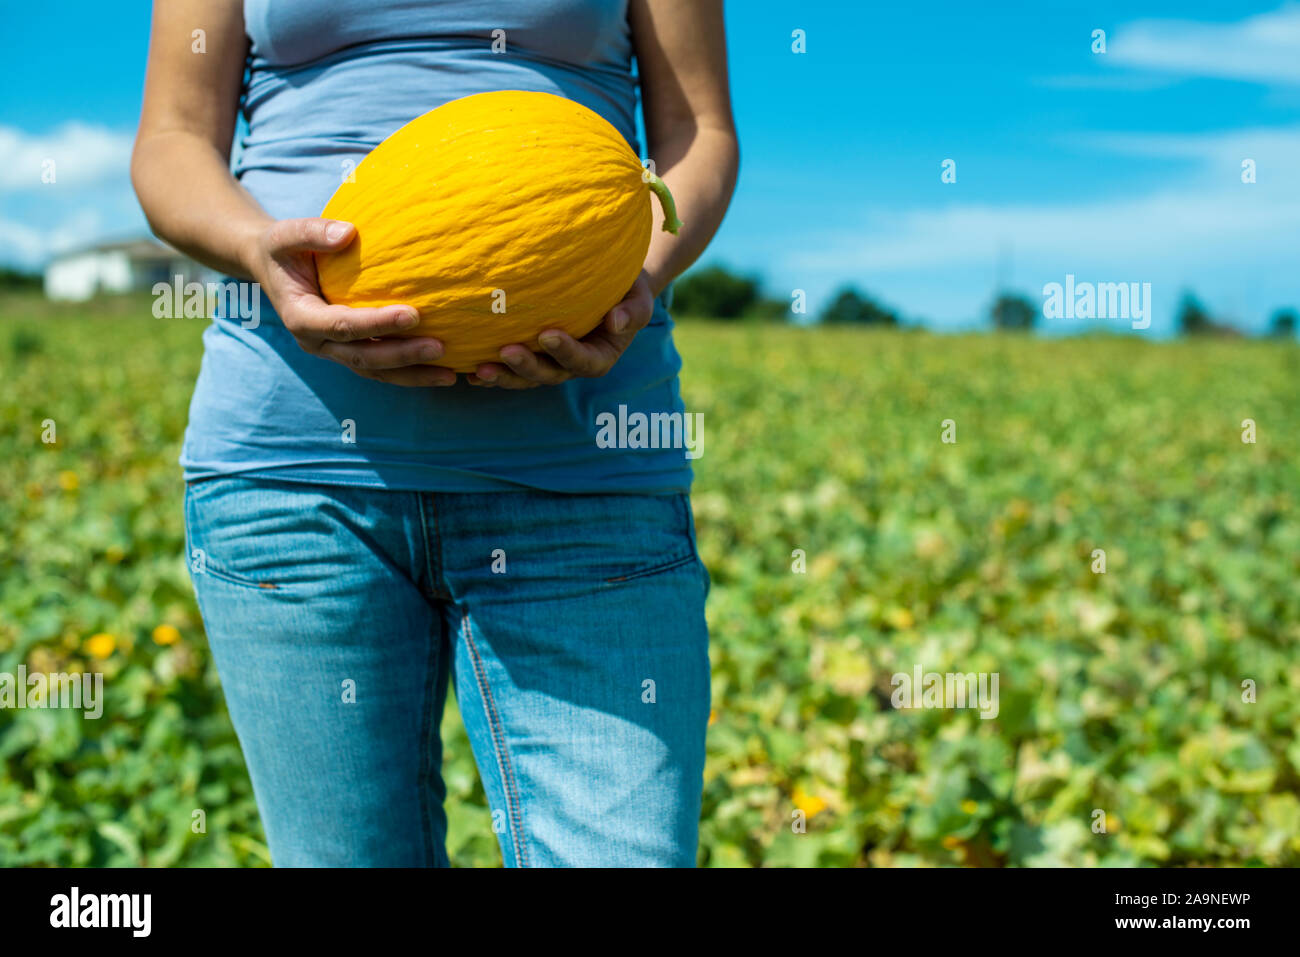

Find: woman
<box><xmin>131</xmin><ymin>0</ymin><xmax>737</xmax><ymax>867</ymax></box>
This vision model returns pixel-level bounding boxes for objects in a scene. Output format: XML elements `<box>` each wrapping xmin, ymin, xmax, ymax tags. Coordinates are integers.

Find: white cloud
<box><xmin>790</xmin><ymin>193</ymin><xmax>1299</xmax><ymax>276</ymax></box>
<box><xmin>0</xmin><ymin>122</ymin><xmax>134</xmax><ymax>190</ymax></box>
<box><xmin>786</xmin><ymin>127</ymin><xmax>1300</xmax><ymax>276</ymax></box>
<box><xmin>0</xmin><ymin>208</ymin><xmax>109</xmax><ymax>268</ymax></box>
<box><xmin>1108</xmin><ymin>3</ymin><xmax>1300</xmax><ymax>86</ymax></box>
<box><xmin>0</xmin><ymin>218</ymin><xmax>46</xmax><ymax>264</ymax></box>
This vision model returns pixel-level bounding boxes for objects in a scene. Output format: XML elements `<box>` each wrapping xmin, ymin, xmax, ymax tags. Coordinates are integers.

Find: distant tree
<box><xmin>1269</xmin><ymin>308</ymin><xmax>1297</xmax><ymax>338</ymax></box>
<box><xmin>671</xmin><ymin>265</ymin><xmax>759</xmax><ymax>319</ymax></box>
<box><xmin>820</xmin><ymin>286</ymin><xmax>899</xmax><ymax>325</ymax></box>
<box><xmin>990</xmin><ymin>292</ymin><xmax>1037</xmax><ymax>331</ymax></box>
<box><xmin>0</xmin><ymin>267</ymin><xmax>42</xmax><ymax>292</ymax></box>
<box><xmin>750</xmin><ymin>297</ymin><xmax>793</xmax><ymax>322</ymax></box>
<box><xmin>1177</xmin><ymin>292</ymin><xmax>1215</xmax><ymax>335</ymax></box>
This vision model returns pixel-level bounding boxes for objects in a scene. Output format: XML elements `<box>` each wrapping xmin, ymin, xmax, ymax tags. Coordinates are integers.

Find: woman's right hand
<box><xmin>245</xmin><ymin>218</ymin><xmax>456</xmax><ymax>387</ymax></box>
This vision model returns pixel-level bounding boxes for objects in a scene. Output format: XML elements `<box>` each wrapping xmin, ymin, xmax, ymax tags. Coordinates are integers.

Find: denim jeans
<box><xmin>183</xmin><ymin>477</ymin><xmax>711</xmax><ymax>867</ymax></box>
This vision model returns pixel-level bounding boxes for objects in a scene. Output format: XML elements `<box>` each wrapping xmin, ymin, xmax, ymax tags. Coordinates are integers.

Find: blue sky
<box><xmin>3</xmin><ymin>1</ymin><xmax>1299</xmax><ymax>335</ymax></box>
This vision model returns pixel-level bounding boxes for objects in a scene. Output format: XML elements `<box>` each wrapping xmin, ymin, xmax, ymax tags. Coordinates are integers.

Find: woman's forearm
<box><xmin>641</xmin><ymin>125</ymin><xmax>739</xmax><ymax>299</ymax></box>
<box><xmin>131</xmin><ymin>130</ymin><xmax>273</xmax><ymax>280</ymax></box>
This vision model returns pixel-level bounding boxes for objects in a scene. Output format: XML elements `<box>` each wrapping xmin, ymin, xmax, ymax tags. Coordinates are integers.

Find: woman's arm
<box><xmin>131</xmin><ymin>1</ymin><xmax>262</xmax><ymax>277</ymax></box>
<box><xmin>472</xmin><ymin>0</ymin><xmax>738</xmax><ymax>389</ymax></box>
<box><xmin>130</xmin><ymin>0</ymin><xmax>452</xmax><ymax>386</ymax></box>
<box><xmin>631</xmin><ymin>0</ymin><xmax>739</xmax><ymax>298</ymax></box>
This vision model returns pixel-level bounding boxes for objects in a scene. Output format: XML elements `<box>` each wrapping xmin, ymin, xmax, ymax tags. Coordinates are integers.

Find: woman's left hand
<box><xmin>467</xmin><ymin>271</ymin><xmax>655</xmax><ymax>388</ymax></box>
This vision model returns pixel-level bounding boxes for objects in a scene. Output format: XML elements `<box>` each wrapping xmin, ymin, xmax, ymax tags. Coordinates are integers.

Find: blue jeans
<box><xmin>183</xmin><ymin>477</ymin><xmax>711</xmax><ymax>867</ymax></box>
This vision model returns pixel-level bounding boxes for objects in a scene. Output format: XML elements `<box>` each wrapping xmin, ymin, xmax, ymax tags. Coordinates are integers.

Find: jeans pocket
<box><xmin>602</xmin><ymin>551</ymin><xmax>697</xmax><ymax>584</ymax></box>
<box><xmin>184</xmin><ymin>477</ymin><xmax>306</xmax><ymax>592</ymax></box>
<box><xmin>597</xmin><ymin>493</ymin><xmax>699</xmax><ymax>585</ymax></box>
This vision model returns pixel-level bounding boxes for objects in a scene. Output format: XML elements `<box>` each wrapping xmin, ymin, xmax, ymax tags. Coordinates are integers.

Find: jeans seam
<box><xmin>460</xmin><ymin>614</ymin><xmax>529</xmax><ymax>867</ymax></box>
<box><xmin>416</xmin><ymin>492</ymin><xmax>439</xmax><ymax>595</ymax></box>
<box><xmin>678</xmin><ymin>494</ymin><xmax>700</xmax><ymax>560</ymax></box>
<box><xmin>187</xmin><ymin>564</ymin><xmax>291</xmax><ymax>592</ymax></box>
<box><xmin>602</xmin><ymin>551</ymin><xmax>697</xmax><ymax>584</ymax></box>
<box><xmin>681</xmin><ymin>492</ymin><xmax>711</xmax><ymax>599</ymax></box>
<box><xmin>416</xmin><ymin>612</ymin><xmax>444</xmax><ymax>867</ymax></box>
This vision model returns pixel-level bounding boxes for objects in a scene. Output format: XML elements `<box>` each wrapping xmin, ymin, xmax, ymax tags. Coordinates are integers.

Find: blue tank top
<box><xmin>179</xmin><ymin>0</ymin><xmax>692</xmax><ymax>494</ymax></box>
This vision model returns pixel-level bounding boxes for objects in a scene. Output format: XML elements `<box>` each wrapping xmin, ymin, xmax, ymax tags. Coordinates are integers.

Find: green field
<box><xmin>2</xmin><ymin>294</ymin><xmax>1298</xmax><ymax>866</ymax></box>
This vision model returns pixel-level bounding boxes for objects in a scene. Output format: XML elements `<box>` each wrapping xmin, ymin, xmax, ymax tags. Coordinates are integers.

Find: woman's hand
<box><xmin>467</xmin><ymin>271</ymin><xmax>655</xmax><ymax>389</ymax></box>
<box><xmin>245</xmin><ymin>218</ymin><xmax>456</xmax><ymax>387</ymax></box>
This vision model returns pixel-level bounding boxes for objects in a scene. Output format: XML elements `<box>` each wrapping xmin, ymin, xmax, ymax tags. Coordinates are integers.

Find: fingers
<box><xmin>354</xmin><ymin>364</ymin><xmax>459</xmax><ymax>387</ymax></box>
<box><xmin>290</xmin><ymin>269</ymin><xmax>655</xmax><ymax>388</ymax></box>
<box><xmin>265</xmin><ymin>218</ymin><xmax>357</xmax><ymax>255</ymax></box>
<box><xmin>262</xmin><ymin>219</ymin><xmax>423</xmax><ymax>343</ymax></box>
<box><xmin>285</xmin><ymin>300</ymin><xmax>422</xmax><ymax>343</ymax></box>
<box><xmin>536</xmin><ymin>273</ymin><xmax>655</xmax><ymax>374</ymax></box>
<box><xmin>543</xmin><ymin>328</ymin><xmax>626</xmax><ymax>375</ymax></box>
<box><xmin>257</xmin><ymin>217</ymin><xmax>452</xmax><ymax>388</ymax></box>
<box><xmin>493</xmin><ymin>346</ymin><xmax>573</xmax><ymax>385</ymax></box>
<box><xmin>283</xmin><ymin>300</ymin><xmax>451</xmax><ymax>386</ymax></box>
<box><xmin>604</xmin><ymin>274</ymin><xmax>655</xmax><ymax>338</ymax></box>
<box><xmin>317</xmin><ymin>335</ymin><xmax>446</xmax><ymax>371</ymax></box>
<box><xmin>479</xmin><ymin>275</ymin><xmax>658</xmax><ymax>386</ymax></box>
<box><xmin>316</xmin><ymin>333</ymin><xmax>457</xmax><ymax>387</ymax></box>
<box><xmin>479</xmin><ymin>328</ymin><xmax>616</xmax><ymax>387</ymax></box>
<box><xmin>469</xmin><ymin>357</ymin><xmax>552</xmax><ymax>389</ymax></box>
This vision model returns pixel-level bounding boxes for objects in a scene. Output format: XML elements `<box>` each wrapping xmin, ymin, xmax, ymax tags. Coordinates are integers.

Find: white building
<box><xmin>43</xmin><ymin>237</ymin><xmax>218</xmax><ymax>301</ymax></box>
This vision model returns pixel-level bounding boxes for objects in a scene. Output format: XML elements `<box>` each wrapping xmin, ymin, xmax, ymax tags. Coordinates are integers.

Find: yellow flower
<box><xmin>152</xmin><ymin>624</ymin><xmax>181</xmax><ymax>646</ymax></box>
<box><xmin>809</xmin><ymin>553</ymin><xmax>837</xmax><ymax>580</ymax></box>
<box><xmin>58</xmin><ymin>471</ymin><xmax>79</xmax><ymax>492</ymax></box>
<box><xmin>884</xmin><ymin>606</ymin><xmax>914</xmax><ymax>630</ymax></box>
<box><xmin>105</xmin><ymin>544</ymin><xmax>126</xmax><ymax>564</ymax></box>
<box><xmin>85</xmin><ymin>633</ymin><xmax>116</xmax><ymax>658</ymax></box>
<box><xmin>961</xmin><ymin>799</ymin><xmax>979</xmax><ymax>814</ymax></box>
<box><xmin>913</xmin><ymin>530</ymin><xmax>946</xmax><ymax>560</ymax></box>
<box><xmin>792</xmin><ymin>786</ymin><xmax>829</xmax><ymax>818</ymax></box>
<box><xmin>941</xmin><ymin>835</ymin><xmax>963</xmax><ymax>850</ymax></box>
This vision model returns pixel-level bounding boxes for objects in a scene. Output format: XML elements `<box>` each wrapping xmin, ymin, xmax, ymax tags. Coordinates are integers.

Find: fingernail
<box><xmin>539</xmin><ymin>334</ymin><xmax>562</xmax><ymax>351</ymax></box>
<box><xmin>420</xmin><ymin>343</ymin><xmax>442</xmax><ymax>361</ymax></box>
<box><xmin>478</xmin><ymin>369</ymin><xmax>497</xmax><ymax>382</ymax></box>
<box><xmin>396</xmin><ymin>309</ymin><xmax>420</xmax><ymax>328</ymax></box>
<box><xmin>325</xmin><ymin>221</ymin><xmax>351</xmax><ymax>242</ymax></box>
<box><xmin>611</xmin><ymin>310</ymin><xmax>628</xmax><ymax>333</ymax></box>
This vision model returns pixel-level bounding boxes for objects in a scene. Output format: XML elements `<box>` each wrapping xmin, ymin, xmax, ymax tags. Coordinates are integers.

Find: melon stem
<box><xmin>645</xmin><ymin>171</ymin><xmax>683</xmax><ymax>235</ymax></box>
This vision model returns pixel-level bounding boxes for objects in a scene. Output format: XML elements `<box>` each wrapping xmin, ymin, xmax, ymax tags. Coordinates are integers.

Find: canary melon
<box><xmin>315</xmin><ymin>90</ymin><xmax>681</xmax><ymax>372</ymax></box>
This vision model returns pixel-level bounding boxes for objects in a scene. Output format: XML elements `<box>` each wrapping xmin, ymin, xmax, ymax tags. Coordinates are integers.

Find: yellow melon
<box><xmin>316</xmin><ymin>90</ymin><xmax>681</xmax><ymax>372</ymax></box>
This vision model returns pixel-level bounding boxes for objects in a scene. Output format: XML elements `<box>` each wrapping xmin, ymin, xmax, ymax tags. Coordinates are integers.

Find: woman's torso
<box><xmin>181</xmin><ymin>0</ymin><xmax>692</xmax><ymax>494</ymax></box>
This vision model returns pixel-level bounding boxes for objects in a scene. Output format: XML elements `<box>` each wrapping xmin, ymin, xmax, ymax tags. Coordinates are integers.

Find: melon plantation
<box><xmin>2</xmin><ymin>295</ymin><xmax>1298</xmax><ymax>867</ymax></box>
